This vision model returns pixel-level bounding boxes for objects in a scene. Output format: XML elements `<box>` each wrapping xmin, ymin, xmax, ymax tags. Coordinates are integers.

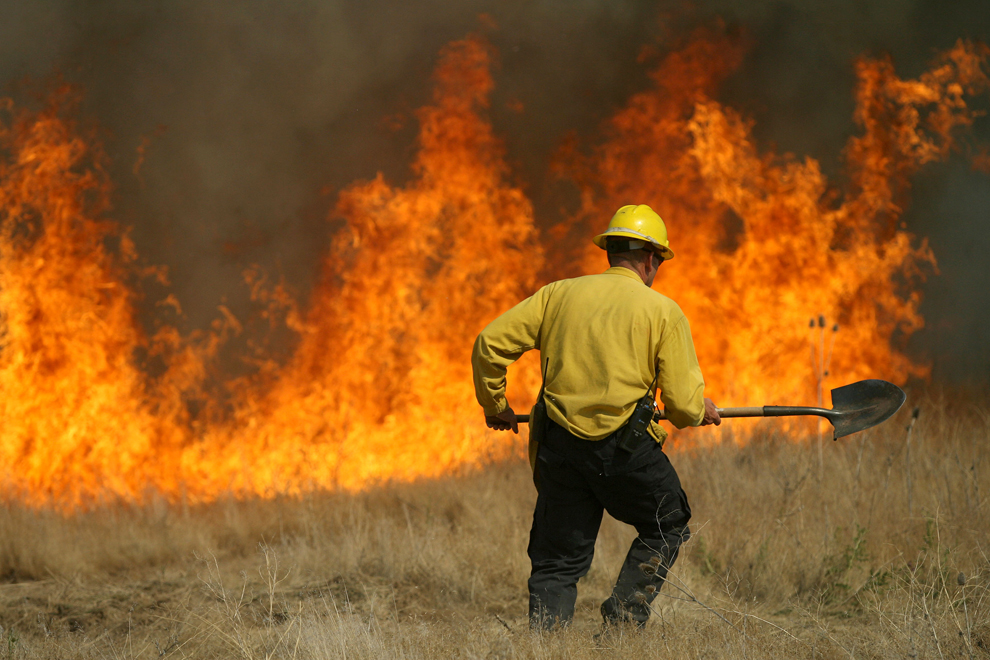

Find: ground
<box><xmin>1</xmin><ymin>393</ymin><xmax>988</xmax><ymax>658</ymax></box>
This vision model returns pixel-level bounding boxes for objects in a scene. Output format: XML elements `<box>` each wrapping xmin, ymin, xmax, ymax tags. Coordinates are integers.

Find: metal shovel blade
<box><xmin>827</xmin><ymin>379</ymin><xmax>906</xmax><ymax>440</ymax></box>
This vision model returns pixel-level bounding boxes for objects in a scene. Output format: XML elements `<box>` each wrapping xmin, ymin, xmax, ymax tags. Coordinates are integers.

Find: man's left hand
<box><xmin>486</xmin><ymin>408</ymin><xmax>518</xmax><ymax>434</ymax></box>
<box><xmin>701</xmin><ymin>398</ymin><xmax>721</xmax><ymax>426</ymax></box>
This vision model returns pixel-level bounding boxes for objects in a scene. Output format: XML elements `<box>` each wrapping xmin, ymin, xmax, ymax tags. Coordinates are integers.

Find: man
<box><xmin>471</xmin><ymin>204</ymin><xmax>720</xmax><ymax>630</ymax></box>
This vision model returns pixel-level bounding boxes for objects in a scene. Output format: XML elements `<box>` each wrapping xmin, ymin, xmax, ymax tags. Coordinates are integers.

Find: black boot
<box><xmin>601</xmin><ymin>537</ymin><xmax>680</xmax><ymax>626</ymax></box>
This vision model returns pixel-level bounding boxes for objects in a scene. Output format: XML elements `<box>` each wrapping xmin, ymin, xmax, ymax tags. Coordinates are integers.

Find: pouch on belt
<box><xmin>528</xmin><ymin>395</ymin><xmax>548</xmax><ymax>491</ymax></box>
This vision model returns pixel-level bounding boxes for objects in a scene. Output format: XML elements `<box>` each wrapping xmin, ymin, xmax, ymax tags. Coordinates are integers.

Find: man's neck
<box><xmin>610</xmin><ymin>262</ymin><xmax>650</xmax><ymax>285</ymax></box>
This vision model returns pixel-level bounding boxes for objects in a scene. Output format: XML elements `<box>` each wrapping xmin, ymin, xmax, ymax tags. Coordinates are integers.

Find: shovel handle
<box><xmin>513</xmin><ymin>406</ymin><xmax>826</xmax><ymax>424</ymax></box>
<box><xmin>648</xmin><ymin>407</ymin><xmax>767</xmax><ymax>420</ymax></box>
<box><xmin>713</xmin><ymin>407</ymin><xmax>765</xmax><ymax>418</ymax></box>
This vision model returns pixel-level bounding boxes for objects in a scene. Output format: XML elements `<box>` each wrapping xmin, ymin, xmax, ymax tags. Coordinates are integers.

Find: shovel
<box><xmin>515</xmin><ymin>379</ymin><xmax>906</xmax><ymax>440</ymax></box>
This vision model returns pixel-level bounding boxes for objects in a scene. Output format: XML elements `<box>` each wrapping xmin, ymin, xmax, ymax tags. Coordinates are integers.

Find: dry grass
<box><xmin>1</xmin><ymin>390</ymin><xmax>989</xmax><ymax>658</ymax></box>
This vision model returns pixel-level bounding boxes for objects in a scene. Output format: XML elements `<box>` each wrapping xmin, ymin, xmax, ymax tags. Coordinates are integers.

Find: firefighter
<box><xmin>471</xmin><ymin>204</ymin><xmax>720</xmax><ymax>630</ymax></box>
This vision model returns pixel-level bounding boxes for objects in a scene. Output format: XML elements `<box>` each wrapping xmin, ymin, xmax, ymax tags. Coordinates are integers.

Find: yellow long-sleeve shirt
<box><xmin>472</xmin><ymin>266</ymin><xmax>706</xmax><ymax>442</ymax></box>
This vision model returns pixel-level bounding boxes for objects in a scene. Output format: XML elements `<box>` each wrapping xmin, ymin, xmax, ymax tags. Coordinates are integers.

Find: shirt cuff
<box><xmin>483</xmin><ymin>398</ymin><xmax>508</xmax><ymax>417</ymax></box>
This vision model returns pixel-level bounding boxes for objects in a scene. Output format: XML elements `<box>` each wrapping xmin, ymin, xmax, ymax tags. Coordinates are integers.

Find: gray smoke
<box><xmin>0</xmin><ymin>0</ymin><xmax>987</xmax><ymax>382</ymax></box>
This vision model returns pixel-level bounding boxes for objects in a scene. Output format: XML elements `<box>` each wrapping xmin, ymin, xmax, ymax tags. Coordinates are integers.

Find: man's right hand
<box><xmin>486</xmin><ymin>407</ymin><xmax>519</xmax><ymax>434</ymax></box>
<box><xmin>701</xmin><ymin>398</ymin><xmax>721</xmax><ymax>426</ymax></box>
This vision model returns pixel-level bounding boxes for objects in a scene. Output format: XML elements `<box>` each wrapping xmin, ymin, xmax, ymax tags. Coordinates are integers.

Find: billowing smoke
<box><xmin>0</xmin><ymin>0</ymin><xmax>987</xmax><ymax>382</ymax></box>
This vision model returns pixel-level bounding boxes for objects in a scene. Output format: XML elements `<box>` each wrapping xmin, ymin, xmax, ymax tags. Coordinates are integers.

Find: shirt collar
<box><xmin>604</xmin><ymin>266</ymin><xmax>646</xmax><ymax>284</ymax></box>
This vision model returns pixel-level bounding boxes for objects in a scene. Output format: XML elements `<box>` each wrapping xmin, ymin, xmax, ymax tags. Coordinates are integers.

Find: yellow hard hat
<box><xmin>592</xmin><ymin>204</ymin><xmax>674</xmax><ymax>260</ymax></box>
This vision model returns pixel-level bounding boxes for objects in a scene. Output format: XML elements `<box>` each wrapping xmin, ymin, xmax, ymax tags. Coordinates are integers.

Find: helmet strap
<box><xmin>605</xmin><ymin>239</ymin><xmax>647</xmax><ymax>253</ymax></box>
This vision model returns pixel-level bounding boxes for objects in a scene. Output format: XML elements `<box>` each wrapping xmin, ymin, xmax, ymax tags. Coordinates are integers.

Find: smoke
<box><xmin>0</xmin><ymin>0</ymin><xmax>987</xmax><ymax>382</ymax></box>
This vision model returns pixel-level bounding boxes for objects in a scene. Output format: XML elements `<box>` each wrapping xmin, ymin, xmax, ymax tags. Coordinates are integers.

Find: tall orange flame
<box><xmin>0</xmin><ymin>90</ymin><xmax>196</xmax><ymax>505</ymax></box>
<box><xmin>0</xmin><ymin>33</ymin><xmax>987</xmax><ymax>509</ymax></box>
<box><xmin>178</xmin><ymin>35</ymin><xmax>543</xmax><ymax>501</ymax></box>
<box><xmin>562</xmin><ymin>32</ymin><xmax>988</xmax><ymax>420</ymax></box>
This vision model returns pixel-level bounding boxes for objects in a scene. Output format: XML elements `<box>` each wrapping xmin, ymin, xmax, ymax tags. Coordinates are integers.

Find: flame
<box><xmin>178</xmin><ymin>35</ymin><xmax>544</xmax><ymax>501</ymax></box>
<box><xmin>561</xmin><ymin>31</ymin><xmax>988</xmax><ymax>422</ymax></box>
<box><xmin>0</xmin><ymin>89</ymin><xmax>205</xmax><ymax>505</ymax></box>
<box><xmin>0</xmin><ymin>32</ymin><xmax>986</xmax><ymax>508</ymax></box>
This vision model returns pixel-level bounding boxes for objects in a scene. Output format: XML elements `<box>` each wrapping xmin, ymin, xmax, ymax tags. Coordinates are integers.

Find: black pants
<box><xmin>527</xmin><ymin>419</ymin><xmax>691</xmax><ymax>628</ymax></box>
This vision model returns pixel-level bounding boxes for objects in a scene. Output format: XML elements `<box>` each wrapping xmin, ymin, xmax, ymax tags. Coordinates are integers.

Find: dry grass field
<box><xmin>1</xmin><ymin>390</ymin><xmax>989</xmax><ymax>659</ymax></box>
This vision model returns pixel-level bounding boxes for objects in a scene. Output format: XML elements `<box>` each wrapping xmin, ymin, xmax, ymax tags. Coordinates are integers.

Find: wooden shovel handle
<box><xmin>711</xmin><ymin>407</ymin><xmax>765</xmax><ymax>418</ymax></box>
<box><xmin>514</xmin><ymin>406</ymin><xmax>767</xmax><ymax>425</ymax></box>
